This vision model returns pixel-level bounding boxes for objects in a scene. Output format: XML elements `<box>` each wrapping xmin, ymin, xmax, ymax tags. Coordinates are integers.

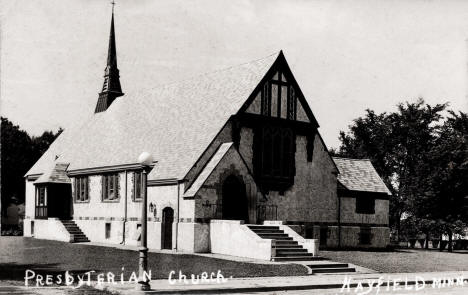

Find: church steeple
<box><xmin>95</xmin><ymin>3</ymin><xmax>124</xmax><ymax>113</ymax></box>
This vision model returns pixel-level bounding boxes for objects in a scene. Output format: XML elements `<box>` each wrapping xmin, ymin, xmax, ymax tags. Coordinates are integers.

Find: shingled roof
<box><xmin>26</xmin><ymin>52</ymin><xmax>281</xmax><ymax>180</ymax></box>
<box><xmin>332</xmin><ymin>157</ymin><xmax>391</xmax><ymax>195</ymax></box>
<box><xmin>34</xmin><ymin>163</ymin><xmax>71</xmax><ymax>184</ymax></box>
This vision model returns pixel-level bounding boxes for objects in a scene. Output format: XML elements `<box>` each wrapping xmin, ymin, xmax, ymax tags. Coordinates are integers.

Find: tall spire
<box><xmin>95</xmin><ymin>2</ymin><xmax>124</xmax><ymax>114</ymax></box>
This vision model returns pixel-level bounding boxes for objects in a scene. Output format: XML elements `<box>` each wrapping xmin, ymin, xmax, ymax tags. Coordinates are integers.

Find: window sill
<box><xmin>74</xmin><ymin>200</ymin><xmax>90</xmax><ymax>204</ymax></box>
<box><xmin>102</xmin><ymin>200</ymin><xmax>121</xmax><ymax>203</ymax></box>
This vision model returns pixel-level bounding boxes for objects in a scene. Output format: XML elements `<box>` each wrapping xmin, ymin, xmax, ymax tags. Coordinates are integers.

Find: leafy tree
<box><xmin>1</xmin><ymin>117</ymin><xmax>62</xmax><ymax>216</ymax></box>
<box><xmin>334</xmin><ymin>99</ymin><xmax>467</xmax><ymax>247</ymax></box>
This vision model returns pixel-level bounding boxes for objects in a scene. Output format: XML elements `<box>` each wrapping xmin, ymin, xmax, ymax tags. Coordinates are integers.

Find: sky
<box><xmin>1</xmin><ymin>0</ymin><xmax>467</xmax><ymax>149</ymax></box>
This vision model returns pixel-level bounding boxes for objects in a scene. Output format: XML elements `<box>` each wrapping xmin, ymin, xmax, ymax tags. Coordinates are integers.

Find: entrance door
<box><xmin>222</xmin><ymin>175</ymin><xmax>249</xmax><ymax>223</ymax></box>
<box><xmin>162</xmin><ymin>207</ymin><xmax>174</xmax><ymax>249</ymax></box>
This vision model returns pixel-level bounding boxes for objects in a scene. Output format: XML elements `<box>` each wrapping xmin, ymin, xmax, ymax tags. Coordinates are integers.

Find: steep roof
<box><xmin>34</xmin><ymin>163</ymin><xmax>71</xmax><ymax>184</ymax></box>
<box><xmin>183</xmin><ymin>142</ymin><xmax>233</xmax><ymax>198</ymax></box>
<box><xmin>332</xmin><ymin>157</ymin><xmax>391</xmax><ymax>195</ymax></box>
<box><xmin>26</xmin><ymin>52</ymin><xmax>281</xmax><ymax>180</ymax></box>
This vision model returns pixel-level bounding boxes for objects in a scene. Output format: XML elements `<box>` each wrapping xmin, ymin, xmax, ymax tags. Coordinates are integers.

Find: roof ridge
<box><xmin>142</xmin><ymin>51</ymin><xmax>280</xmax><ymax>94</ymax></box>
<box><xmin>332</xmin><ymin>156</ymin><xmax>372</xmax><ymax>161</ymax></box>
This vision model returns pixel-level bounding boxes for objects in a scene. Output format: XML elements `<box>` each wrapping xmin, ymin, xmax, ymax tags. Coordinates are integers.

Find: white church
<box><xmin>24</xmin><ymin>8</ymin><xmax>391</xmax><ymax>263</ymax></box>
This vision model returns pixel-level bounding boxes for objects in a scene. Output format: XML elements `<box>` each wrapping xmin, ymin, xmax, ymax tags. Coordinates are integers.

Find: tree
<box><xmin>334</xmin><ymin>99</ymin><xmax>461</xmax><ymax>242</ymax></box>
<box><xmin>1</xmin><ymin>117</ymin><xmax>62</xmax><ymax>218</ymax></box>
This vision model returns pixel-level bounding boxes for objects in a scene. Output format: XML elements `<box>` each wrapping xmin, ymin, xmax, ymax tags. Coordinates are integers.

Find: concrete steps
<box><xmin>248</xmin><ymin>224</ymin><xmax>356</xmax><ymax>274</ymax></box>
<box><xmin>248</xmin><ymin>225</ymin><xmax>326</xmax><ymax>262</ymax></box>
<box><xmin>60</xmin><ymin>220</ymin><xmax>90</xmax><ymax>243</ymax></box>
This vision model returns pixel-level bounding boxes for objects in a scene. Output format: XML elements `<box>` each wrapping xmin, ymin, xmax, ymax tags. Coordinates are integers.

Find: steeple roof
<box><xmin>95</xmin><ymin>9</ymin><xmax>124</xmax><ymax>113</ymax></box>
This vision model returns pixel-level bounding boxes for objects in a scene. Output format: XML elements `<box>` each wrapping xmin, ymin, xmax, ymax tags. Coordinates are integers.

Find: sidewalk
<box><xmin>98</xmin><ymin>271</ymin><xmax>468</xmax><ymax>294</ymax></box>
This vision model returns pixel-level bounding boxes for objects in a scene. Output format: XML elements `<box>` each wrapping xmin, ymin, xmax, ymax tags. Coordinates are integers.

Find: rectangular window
<box><xmin>261</xmin><ymin>83</ymin><xmax>270</xmax><ymax>116</ymax></box>
<box><xmin>74</xmin><ymin>176</ymin><xmax>89</xmax><ymax>202</ymax></box>
<box><xmin>133</xmin><ymin>171</ymin><xmax>142</xmax><ymax>201</ymax></box>
<box><xmin>320</xmin><ymin>226</ymin><xmax>328</xmax><ymax>246</ymax></box>
<box><xmin>38</xmin><ymin>187</ymin><xmax>46</xmax><ymax>206</ymax></box>
<box><xmin>270</xmin><ymin>83</ymin><xmax>279</xmax><ymax>117</ymax></box>
<box><xmin>356</xmin><ymin>196</ymin><xmax>375</xmax><ymax>214</ymax></box>
<box><xmin>102</xmin><ymin>173</ymin><xmax>120</xmax><ymax>201</ymax></box>
<box><xmin>280</xmin><ymin>85</ymin><xmax>288</xmax><ymax>119</ymax></box>
<box><xmin>105</xmin><ymin>223</ymin><xmax>111</xmax><ymax>239</ymax></box>
<box><xmin>287</xmin><ymin>87</ymin><xmax>296</xmax><ymax>120</ymax></box>
<box><xmin>31</xmin><ymin>221</ymin><xmax>35</xmax><ymax>236</ymax></box>
<box><xmin>258</xmin><ymin>126</ymin><xmax>295</xmax><ymax>181</ymax></box>
<box><xmin>359</xmin><ymin>227</ymin><xmax>372</xmax><ymax>245</ymax></box>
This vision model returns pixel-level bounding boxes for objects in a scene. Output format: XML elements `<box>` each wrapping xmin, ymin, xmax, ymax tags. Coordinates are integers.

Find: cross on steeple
<box><xmin>94</xmin><ymin>1</ymin><xmax>124</xmax><ymax>113</ymax></box>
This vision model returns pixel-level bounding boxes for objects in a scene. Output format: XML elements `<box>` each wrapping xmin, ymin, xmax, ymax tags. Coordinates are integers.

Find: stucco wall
<box><xmin>340</xmin><ymin>197</ymin><xmax>389</xmax><ymax>225</ymax></box>
<box><xmin>25</xmin><ymin>179</ymin><xmax>35</xmax><ymax>219</ymax></box>
<box><xmin>340</xmin><ymin>226</ymin><xmax>389</xmax><ymax>248</ymax></box>
<box><xmin>193</xmin><ymin>146</ymin><xmax>261</xmax><ymax>223</ymax></box>
<box><xmin>237</xmin><ymin>128</ymin><xmax>338</xmax><ymax>223</ymax></box>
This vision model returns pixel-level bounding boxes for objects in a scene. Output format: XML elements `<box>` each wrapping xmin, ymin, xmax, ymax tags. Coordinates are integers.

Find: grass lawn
<box><xmin>321</xmin><ymin>248</ymin><xmax>468</xmax><ymax>273</ymax></box>
<box><xmin>0</xmin><ymin>237</ymin><xmax>307</xmax><ymax>284</ymax></box>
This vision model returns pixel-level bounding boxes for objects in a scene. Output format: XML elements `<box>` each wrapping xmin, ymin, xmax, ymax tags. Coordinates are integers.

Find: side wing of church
<box><xmin>23</xmin><ymin>9</ymin><xmax>391</xmax><ymax>260</ymax></box>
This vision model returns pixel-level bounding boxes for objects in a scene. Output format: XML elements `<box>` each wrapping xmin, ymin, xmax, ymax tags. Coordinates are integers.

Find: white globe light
<box><xmin>138</xmin><ymin>152</ymin><xmax>153</xmax><ymax>167</ymax></box>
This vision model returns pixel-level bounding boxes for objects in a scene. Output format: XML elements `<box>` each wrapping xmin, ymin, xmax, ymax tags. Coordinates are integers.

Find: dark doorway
<box><xmin>162</xmin><ymin>207</ymin><xmax>174</xmax><ymax>249</ymax></box>
<box><xmin>48</xmin><ymin>184</ymin><xmax>72</xmax><ymax>219</ymax></box>
<box><xmin>35</xmin><ymin>184</ymin><xmax>72</xmax><ymax>219</ymax></box>
<box><xmin>222</xmin><ymin>175</ymin><xmax>249</xmax><ymax>223</ymax></box>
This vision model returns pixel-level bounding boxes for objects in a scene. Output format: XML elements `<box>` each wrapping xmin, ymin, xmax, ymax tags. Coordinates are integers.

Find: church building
<box><xmin>23</xmin><ymin>9</ymin><xmax>391</xmax><ymax>260</ymax></box>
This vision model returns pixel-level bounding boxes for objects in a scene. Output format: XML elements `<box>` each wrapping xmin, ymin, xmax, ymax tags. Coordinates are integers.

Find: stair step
<box><xmin>248</xmin><ymin>226</ymin><xmax>280</xmax><ymax>230</ymax></box>
<box><xmin>312</xmin><ymin>267</ymin><xmax>356</xmax><ymax>274</ymax></box>
<box><xmin>249</xmin><ymin>228</ymin><xmax>284</xmax><ymax>233</ymax></box>
<box><xmin>272</xmin><ymin>256</ymin><xmax>327</xmax><ymax>262</ymax></box>
<box><xmin>257</xmin><ymin>234</ymin><xmax>289</xmax><ymax>238</ymax></box>
<box><xmin>276</xmin><ymin>248</ymin><xmax>308</xmax><ymax>253</ymax></box>
<box><xmin>273</xmin><ymin>246</ymin><xmax>304</xmax><ymax>250</ymax></box>
<box><xmin>275</xmin><ymin>252</ymin><xmax>313</xmax><ymax>257</ymax></box>
<box><xmin>276</xmin><ymin>240</ymin><xmax>300</xmax><ymax>246</ymax></box>
<box><xmin>308</xmin><ymin>263</ymin><xmax>349</xmax><ymax>269</ymax></box>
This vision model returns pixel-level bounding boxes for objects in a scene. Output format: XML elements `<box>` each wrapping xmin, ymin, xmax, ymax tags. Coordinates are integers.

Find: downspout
<box><xmin>120</xmin><ymin>170</ymin><xmax>128</xmax><ymax>244</ymax></box>
<box><xmin>175</xmin><ymin>181</ymin><xmax>180</xmax><ymax>250</ymax></box>
<box><xmin>338</xmin><ymin>190</ymin><xmax>342</xmax><ymax>248</ymax></box>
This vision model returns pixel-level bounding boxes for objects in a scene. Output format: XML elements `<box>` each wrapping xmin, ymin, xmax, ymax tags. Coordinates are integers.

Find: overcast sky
<box><xmin>1</xmin><ymin>0</ymin><xmax>467</xmax><ymax>149</ymax></box>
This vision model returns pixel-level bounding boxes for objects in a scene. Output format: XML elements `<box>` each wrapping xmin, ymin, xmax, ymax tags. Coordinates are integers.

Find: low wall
<box><xmin>210</xmin><ymin>220</ymin><xmax>273</xmax><ymax>260</ymax></box>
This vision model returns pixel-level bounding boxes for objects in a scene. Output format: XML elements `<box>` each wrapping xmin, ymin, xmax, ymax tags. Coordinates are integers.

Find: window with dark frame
<box><xmin>260</xmin><ymin>71</ymin><xmax>297</xmax><ymax>120</ymax></box>
<box><xmin>37</xmin><ymin>187</ymin><xmax>46</xmax><ymax>205</ymax></box>
<box><xmin>355</xmin><ymin>196</ymin><xmax>375</xmax><ymax>214</ymax></box>
<box><xmin>260</xmin><ymin>126</ymin><xmax>295</xmax><ymax>179</ymax></box>
<box><xmin>102</xmin><ymin>173</ymin><xmax>119</xmax><ymax>201</ymax></box>
<box><xmin>133</xmin><ymin>171</ymin><xmax>142</xmax><ymax>201</ymax></box>
<box><xmin>74</xmin><ymin>176</ymin><xmax>89</xmax><ymax>202</ymax></box>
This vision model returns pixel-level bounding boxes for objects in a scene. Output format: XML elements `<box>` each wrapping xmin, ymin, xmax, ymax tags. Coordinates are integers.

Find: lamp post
<box><xmin>137</xmin><ymin>152</ymin><xmax>153</xmax><ymax>291</ymax></box>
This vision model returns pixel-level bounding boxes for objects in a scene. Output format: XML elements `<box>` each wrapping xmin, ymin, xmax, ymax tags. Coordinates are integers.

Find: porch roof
<box><xmin>34</xmin><ymin>162</ymin><xmax>71</xmax><ymax>184</ymax></box>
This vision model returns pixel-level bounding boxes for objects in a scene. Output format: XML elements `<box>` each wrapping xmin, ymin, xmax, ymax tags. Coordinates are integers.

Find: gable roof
<box><xmin>332</xmin><ymin>157</ymin><xmax>391</xmax><ymax>195</ymax></box>
<box><xmin>26</xmin><ymin>52</ymin><xmax>282</xmax><ymax>180</ymax></box>
<box><xmin>183</xmin><ymin>142</ymin><xmax>233</xmax><ymax>198</ymax></box>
